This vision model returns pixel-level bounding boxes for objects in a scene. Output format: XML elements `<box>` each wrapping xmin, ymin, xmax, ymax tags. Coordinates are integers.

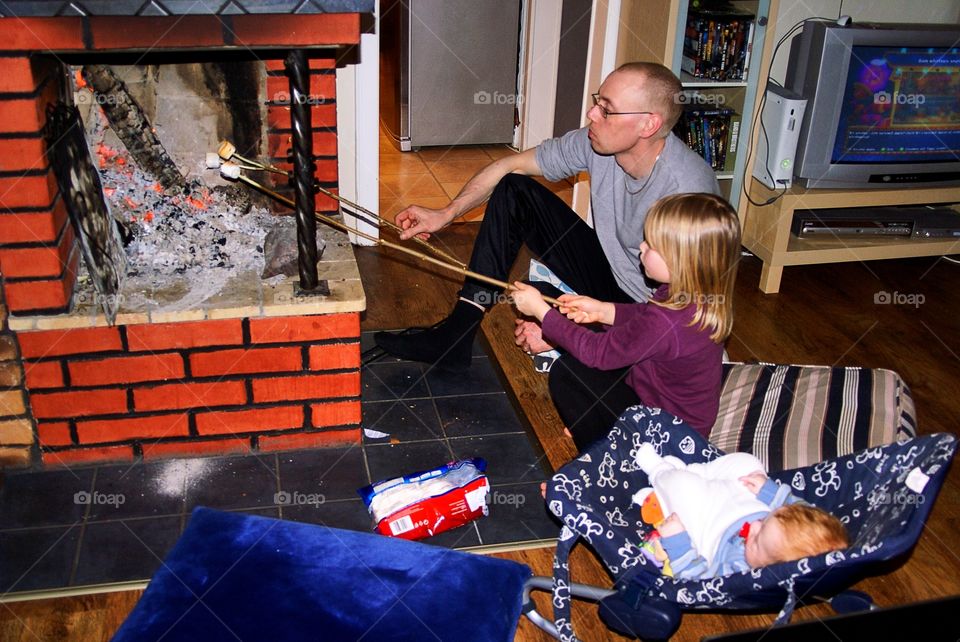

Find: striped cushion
<box><xmin>709</xmin><ymin>363</ymin><xmax>916</xmax><ymax>472</ymax></box>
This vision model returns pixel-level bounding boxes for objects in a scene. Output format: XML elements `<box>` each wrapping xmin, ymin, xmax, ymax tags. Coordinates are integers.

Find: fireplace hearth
<box><xmin>0</xmin><ymin>2</ymin><xmax>373</xmax><ymax>467</ymax></box>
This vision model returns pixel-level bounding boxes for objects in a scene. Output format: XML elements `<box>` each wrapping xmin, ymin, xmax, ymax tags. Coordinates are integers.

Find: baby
<box><xmin>633</xmin><ymin>443</ymin><xmax>848</xmax><ymax>580</ymax></box>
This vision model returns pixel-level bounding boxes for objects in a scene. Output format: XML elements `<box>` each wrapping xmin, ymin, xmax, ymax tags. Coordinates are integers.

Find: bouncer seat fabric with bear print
<box><xmin>522</xmin><ymin>405</ymin><xmax>955</xmax><ymax>641</ymax></box>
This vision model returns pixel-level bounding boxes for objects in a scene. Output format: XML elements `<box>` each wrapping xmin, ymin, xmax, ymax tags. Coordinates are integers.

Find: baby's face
<box><xmin>743</xmin><ymin>516</ymin><xmax>789</xmax><ymax>568</ymax></box>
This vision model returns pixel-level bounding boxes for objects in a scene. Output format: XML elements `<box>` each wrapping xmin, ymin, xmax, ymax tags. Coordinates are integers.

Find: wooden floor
<box><xmin>5</xmin><ymin>219</ymin><xmax>957</xmax><ymax>641</ymax></box>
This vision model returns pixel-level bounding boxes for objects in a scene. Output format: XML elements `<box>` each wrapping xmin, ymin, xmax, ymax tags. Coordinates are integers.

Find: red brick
<box><xmin>267</xmin><ymin>103</ymin><xmax>337</xmax><ymax>131</ymax></box>
<box><xmin>126</xmin><ymin>318</ymin><xmax>243</xmax><ymax>351</ymax></box>
<box><xmin>231</xmin><ymin>14</ymin><xmax>360</xmax><ymax>47</ymax></box>
<box><xmin>88</xmin><ymin>16</ymin><xmax>224</xmax><ymax>51</ymax></box>
<box><xmin>311</xmin><ymin>400</ymin><xmax>361</xmax><ymax>427</ymax></box>
<box><xmin>0</xmin><ymin>224</ymin><xmax>75</xmax><ymax>278</ymax></box>
<box><xmin>264</xmin><ymin>58</ymin><xmax>336</xmax><ymax>72</ymax></box>
<box><xmin>24</xmin><ymin>360</ymin><xmax>64</xmax><ymax>389</ymax></box>
<box><xmin>37</xmin><ymin>422</ymin><xmax>72</xmax><ymax>447</ymax></box>
<box><xmin>0</xmin><ymin>198</ymin><xmax>68</xmax><ymax>244</ymax></box>
<box><xmin>308</xmin><ymin>343</ymin><xmax>360</xmax><ymax>371</ymax></box>
<box><xmin>0</xmin><ymin>79</ymin><xmax>60</xmax><ymax>135</ymax></box>
<box><xmin>265</xmin><ymin>74</ymin><xmax>335</xmax><ymax>103</ymax></box>
<box><xmin>267</xmin><ymin>158</ymin><xmax>337</xmax><ymax>188</ymax></box>
<box><xmin>0</xmin><ymin>18</ymin><xmax>85</xmax><ymax>52</ymax></box>
<box><xmin>0</xmin><ymin>170</ymin><xmax>58</xmax><ymax>209</ymax></box>
<box><xmin>315</xmin><ymin>189</ymin><xmax>339</xmax><ymax>212</ymax></box>
<box><xmin>258</xmin><ymin>428</ymin><xmax>360</xmax><ymax>452</ymax></box>
<box><xmin>190</xmin><ymin>347</ymin><xmax>301</xmax><ymax>378</ymax></box>
<box><xmin>76</xmin><ymin>413</ymin><xmax>189</xmax><ymax>444</ymax></box>
<box><xmin>252</xmin><ymin>372</ymin><xmax>359</xmax><ymax>403</ymax></box>
<box><xmin>31</xmin><ymin>388</ymin><xmax>127</xmax><ymax>419</ymax></box>
<box><xmin>17</xmin><ymin>326</ymin><xmax>122</xmax><ymax>359</ymax></box>
<box><xmin>134</xmin><ymin>381</ymin><xmax>247</xmax><ymax>412</ymax></box>
<box><xmin>141</xmin><ymin>437</ymin><xmax>252</xmax><ymax>460</ymax></box>
<box><xmin>0</xmin><ymin>137</ymin><xmax>48</xmax><ymax>173</ymax></box>
<box><xmin>41</xmin><ymin>445</ymin><xmax>134</xmax><ymax>467</ymax></box>
<box><xmin>267</xmin><ymin>131</ymin><xmax>336</xmax><ymax>161</ymax></box>
<box><xmin>249</xmin><ymin>313</ymin><xmax>359</xmax><ymax>344</ymax></box>
<box><xmin>0</xmin><ymin>57</ymin><xmax>41</xmax><ymax>93</ymax></box>
<box><xmin>0</xmin><ymin>56</ymin><xmax>62</xmax><ymax>94</ymax></box>
<box><xmin>195</xmin><ymin>405</ymin><xmax>304</xmax><ymax>436</ymax></box>
<box><xmin>69</xmin><ymin>353</ymin><xmax>184</xmax><ymax>386</ymax></box>
<box><xmin>5</xmin><ymin>270</ymin><xmax>75</xmax><ymax>313</ymax></box>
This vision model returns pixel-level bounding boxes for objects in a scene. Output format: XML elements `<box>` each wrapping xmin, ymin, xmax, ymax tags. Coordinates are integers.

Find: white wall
<box><xmin>769</xmin><ymin>0</ymin><xmax>960</xmax><ymax>82</ymax></box>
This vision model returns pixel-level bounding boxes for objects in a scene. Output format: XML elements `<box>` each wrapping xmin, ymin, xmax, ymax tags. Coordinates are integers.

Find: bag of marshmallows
<box><xmin>358</xmin><ymin>458</ymin><xmax>490</xmax><ymax>540</ymax></box>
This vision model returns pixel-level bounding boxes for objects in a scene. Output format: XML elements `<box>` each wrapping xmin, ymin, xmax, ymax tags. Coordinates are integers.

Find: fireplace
<box><xmin>0</xmin><ymin>3</ymin><xmax>373</xmax><ymax>467</ymax></box>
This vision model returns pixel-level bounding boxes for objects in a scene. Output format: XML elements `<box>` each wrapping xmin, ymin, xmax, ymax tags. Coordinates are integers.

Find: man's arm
<box><xmin>396</xmin><ymin>148</ymin><xmax>540</xmax><ymax>240</ymax></box>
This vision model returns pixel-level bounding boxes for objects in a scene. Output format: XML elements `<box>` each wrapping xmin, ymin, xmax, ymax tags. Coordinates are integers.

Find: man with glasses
<box><xmin>375</xmin><ymin>62</ymin><xmax>719</xmax><ymax>372</ymax></box>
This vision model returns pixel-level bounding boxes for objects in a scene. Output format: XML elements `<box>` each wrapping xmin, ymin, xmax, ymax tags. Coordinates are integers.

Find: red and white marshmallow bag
<box><xmin>358</xmin><ymin>458</ymin><xmax>490</xmax><ymax>540</ymax></box>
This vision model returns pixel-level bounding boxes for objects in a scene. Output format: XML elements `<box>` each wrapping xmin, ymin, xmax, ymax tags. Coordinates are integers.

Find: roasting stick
<box><xmin>230</xmin><ymin>171</ymin><xmax>561</xmax><ymax>307</ymax></box>
<box><xmin>215</xmin><ymin>142</ymin><xmax>467</xmax><ymax>270</ymax></box>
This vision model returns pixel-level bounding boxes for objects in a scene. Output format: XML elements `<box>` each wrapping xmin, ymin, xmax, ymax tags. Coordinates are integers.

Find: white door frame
<box><xmin>336</xmin><ymin>3</ymin><xmax>380</xmax><ymax>246</ymax></box>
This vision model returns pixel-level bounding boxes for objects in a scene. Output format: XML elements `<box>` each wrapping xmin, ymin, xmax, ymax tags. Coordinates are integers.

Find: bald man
<box><xmin>376</xmin><ymin>62</ymin><xmax>720</xmax><ymax>372</ymax></box>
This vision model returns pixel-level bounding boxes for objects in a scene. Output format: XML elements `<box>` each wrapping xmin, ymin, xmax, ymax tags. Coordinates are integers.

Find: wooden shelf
<box><xmin>742</xmin><ymin>179</ymin><xmax>960</xmax><ymax>292</ymax></box>
<box><xmin>679</xmin><ymin>72</ymin><xmax>749</xmax><ymax>87</ymax></box>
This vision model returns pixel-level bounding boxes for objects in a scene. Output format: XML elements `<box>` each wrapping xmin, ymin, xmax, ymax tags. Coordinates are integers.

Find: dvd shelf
<box><xmin>682</xmin><ymin>6</ymin><xmax>756</xmax><ymax>81</ymax></box>
<box><xmin>673</xmin><ymin>106</ymin><xmax>741</xmax><ymax>172</ymax></box>
<box><xmin>614</xmin><ymin>0</ymin><xmax>772</xmax><ymax>209</ymax></box>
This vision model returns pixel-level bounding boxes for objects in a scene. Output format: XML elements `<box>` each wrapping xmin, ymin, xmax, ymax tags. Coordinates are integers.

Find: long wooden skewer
<box><xmin>236</xmin><ymin>173</ymin><xmax>560</xmax><ymax>306</ymax></box>
<box><xmin>218</xmin><ymin>142</ymin><xmax>467</xmax><ymax>269</ymax></box>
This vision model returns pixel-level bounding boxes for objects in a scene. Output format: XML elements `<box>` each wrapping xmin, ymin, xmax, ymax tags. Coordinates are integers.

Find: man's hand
<box><xmin>395</xmin><ymin>205</ymin><xmax>454</xmax><ymax>241</ymax></box>
<box><xmin>514</xmin><ymin>319</ymin><xmax>554</xmax><ymax>355</ymax></box>
<box><xmin>557</xmin><ymin>294</ymin><xmax>616</xmax><ymax>325</ymax></box>
<box><xmin>658</xmin><ymin>512</ymin><xmax>685</xmax><ymax>537</ymax></box>
<box><xmin>739</xmin><ymin>471</ymin><xmax>769</xmax><ymax>495</ymax></box>
<box><xmin>511</xmin><ymin>282</ymin><xmax>552</xmax><ymax>321</ymax></box>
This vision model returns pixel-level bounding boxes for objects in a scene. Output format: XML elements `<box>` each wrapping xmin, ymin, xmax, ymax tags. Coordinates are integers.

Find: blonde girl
<box><xmin>512</xmin><ymin>193</ymin><xmax>740</xmax><ymax>451</ymax></box>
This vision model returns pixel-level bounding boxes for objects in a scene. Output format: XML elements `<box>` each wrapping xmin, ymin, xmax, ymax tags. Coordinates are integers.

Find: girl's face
<box><xmin>639</xmin><ymin>240</ymin><xmax>671</xmax><ymax>283</ymax></box>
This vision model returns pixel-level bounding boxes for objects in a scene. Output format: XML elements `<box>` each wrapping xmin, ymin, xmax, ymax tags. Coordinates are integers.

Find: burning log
<box><xmin>81</xmin><ymin>64</ymin><xmax>185</xmax><ymax>190</ymax></box>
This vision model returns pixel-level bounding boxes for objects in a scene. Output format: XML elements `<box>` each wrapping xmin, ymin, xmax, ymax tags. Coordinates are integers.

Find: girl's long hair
<box><xmin>644</xmin><ymin>193</ymin><xmax>741</xmax><ymax>343</ymax></box>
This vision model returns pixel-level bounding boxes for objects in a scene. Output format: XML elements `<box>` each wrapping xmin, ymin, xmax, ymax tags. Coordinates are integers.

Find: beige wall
<box><xmin>769</xmin><ymin>0</ymin><xmax>960</xmax><ymax>82</ymax></box>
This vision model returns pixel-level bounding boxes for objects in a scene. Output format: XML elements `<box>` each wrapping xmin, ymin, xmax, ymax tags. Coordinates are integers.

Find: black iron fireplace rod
<box><xmin>284</xmin><ymin>49</ymin><xmax>320</xmax><ymax>292</ymax></box>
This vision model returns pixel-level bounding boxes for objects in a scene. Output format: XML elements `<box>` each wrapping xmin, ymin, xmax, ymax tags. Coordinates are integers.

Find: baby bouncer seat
<box><xmin>523</xmin><ymin>404</ymin><xmax>957</xmax><ymax>641</ymax></box>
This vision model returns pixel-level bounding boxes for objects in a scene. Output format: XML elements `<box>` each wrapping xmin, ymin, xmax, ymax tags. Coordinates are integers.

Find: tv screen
<box><xmin>833</xmin><ymin>46</ymin><xmax>960</xmax><ymax>164</ymax></box>
<box><xmin>786</xmin><ymin>21</ymin><xmax>960</xmax><ymax>189</ymax></box>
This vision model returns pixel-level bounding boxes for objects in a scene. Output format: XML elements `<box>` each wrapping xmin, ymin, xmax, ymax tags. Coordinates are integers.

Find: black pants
<box><xmin>464</xmin><ymin>174</ymin><xmax>637</xmax><ymax>450</ymax></box>
<box><xmin>548</xmin><ymin>355</ymin><xmax>642</xmax><ymax>452</ymax></box>
<box><xmin>459</xmin><ymin>174</ymin><xmax>634</xmax><ymax>307</ymax></box>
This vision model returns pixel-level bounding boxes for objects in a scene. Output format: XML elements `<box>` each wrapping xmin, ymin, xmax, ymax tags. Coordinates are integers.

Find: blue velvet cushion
<box><xmin>112</xmin><ymin>507</ymin><xmax>531</xmax><ymax>642</ymax></box>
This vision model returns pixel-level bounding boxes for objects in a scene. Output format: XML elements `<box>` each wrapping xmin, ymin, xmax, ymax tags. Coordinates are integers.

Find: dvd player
<box><xmin>792</xmin><ymin>205</ymin><xmax>960</xmax><ymax>239</ymax></box>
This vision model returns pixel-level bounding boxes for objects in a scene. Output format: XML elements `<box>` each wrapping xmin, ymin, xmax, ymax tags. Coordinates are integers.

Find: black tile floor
<box><xmin>0</xmin><ymin>332</ymin><xmax>556</xmax><ymax>596</ymax></box>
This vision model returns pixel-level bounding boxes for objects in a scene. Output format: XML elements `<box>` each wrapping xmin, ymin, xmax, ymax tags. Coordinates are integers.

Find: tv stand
<box><xmin>741</xmin><ymin>180</ymin><xmax>960</xmax><ymax>293</ymax></box>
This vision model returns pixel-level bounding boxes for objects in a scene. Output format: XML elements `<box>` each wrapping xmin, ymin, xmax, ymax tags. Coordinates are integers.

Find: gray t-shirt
<box><xmin>535</xmin><ymin>128</ymin><xmax>720</xmax><ymax>302</ymax></box>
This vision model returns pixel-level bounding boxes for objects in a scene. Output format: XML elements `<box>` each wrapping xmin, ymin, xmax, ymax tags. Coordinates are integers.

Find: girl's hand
<box><xmin>658</xmin><ymin>512</ymin><xmax>685</xmax><ymax>537</ymax></box>
<box><xmin>511</xmin><ymin>282</ymin><xmax>551</xmax><ymax>321</ymax></box>
<box><xmin>739</xmin><ymin>471</ymin><xmax>769</xmax><ymax>495</ymax></box>
<box><xmin>557</xmin><ymin>294</ymin><xmax>616</xmax><ymax>325</ymax></box>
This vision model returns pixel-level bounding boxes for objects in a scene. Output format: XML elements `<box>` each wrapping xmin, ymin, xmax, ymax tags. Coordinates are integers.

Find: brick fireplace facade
<box><xmin>0</xmin><ymin>10</ymin><xmax>369</xmax><ymax>467</ymax></box>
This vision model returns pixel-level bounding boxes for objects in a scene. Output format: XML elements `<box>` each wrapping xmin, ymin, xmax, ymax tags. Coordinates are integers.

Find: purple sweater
<box><xmin>541</xmin><ymin>286</ymin><xmax>723</xmax><ymax>436</ymax></box>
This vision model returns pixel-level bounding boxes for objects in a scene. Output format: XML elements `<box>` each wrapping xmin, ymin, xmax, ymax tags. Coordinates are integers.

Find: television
<box><xmin>785</xmin><ymin>20</ymin><xmax>960</xmax><ymax>189</ymax></box>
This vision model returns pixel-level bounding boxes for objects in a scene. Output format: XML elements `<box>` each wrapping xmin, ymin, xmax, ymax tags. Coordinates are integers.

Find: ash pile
<box><xmin>76</xmin><ymin>112</ymin><xmax>289</xmax><ymax>313</ymax></box>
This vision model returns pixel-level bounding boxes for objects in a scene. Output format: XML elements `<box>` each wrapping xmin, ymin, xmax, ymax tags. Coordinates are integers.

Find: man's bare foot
<box><xmin>540</xmin><ymin>482</ymin><xmax>547</xmax><ymax>499</ymax></box>
<box><xmin>514</xmin><ymin>319</ymin><xmax>554</xmax><ymax>354</ymax></box>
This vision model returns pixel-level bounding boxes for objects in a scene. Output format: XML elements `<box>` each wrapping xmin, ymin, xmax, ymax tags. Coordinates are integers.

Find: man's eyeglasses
<box><xmin>591</xmin><ymin>93</ymin><xmax>653</xmax><ymax>119</ymax></box>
